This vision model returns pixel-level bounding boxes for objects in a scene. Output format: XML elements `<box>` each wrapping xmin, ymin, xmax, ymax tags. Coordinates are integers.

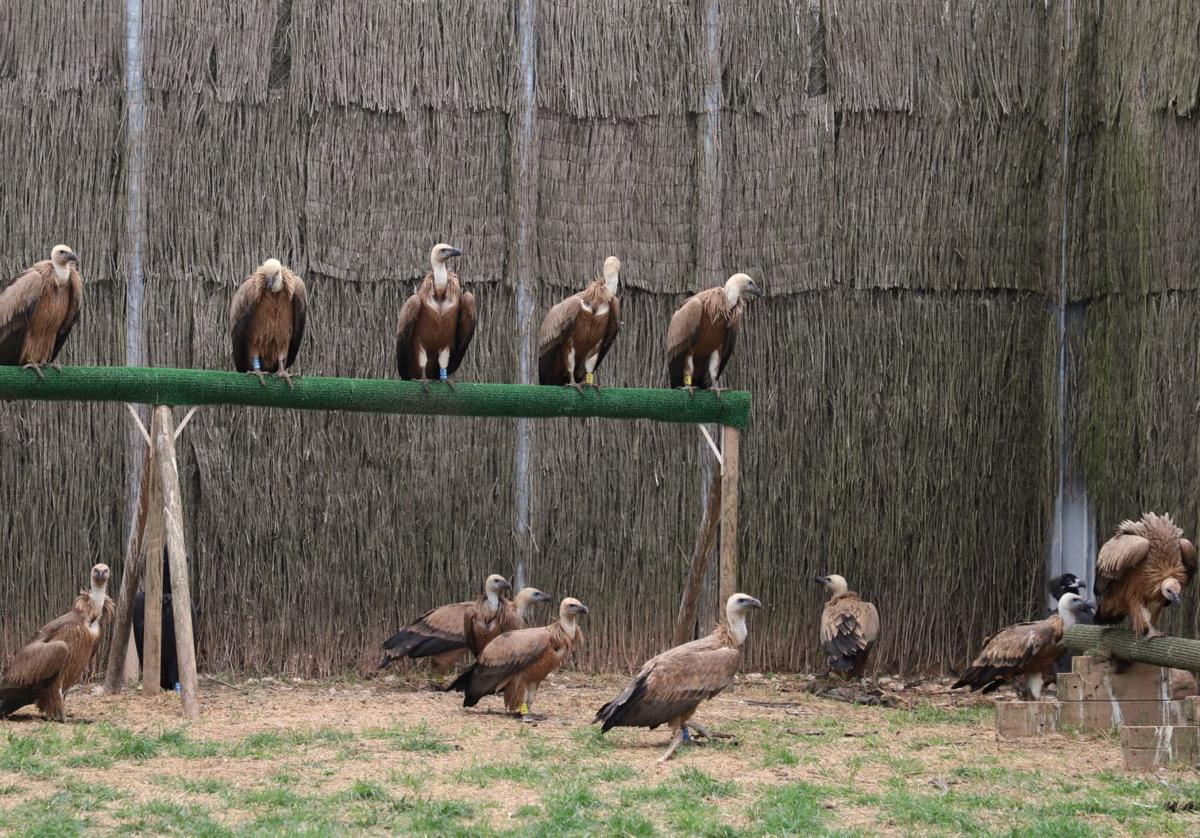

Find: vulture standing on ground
<box><xmin>396</xmin><ymin>243</ymin><xmax>477</xmax><ymax>391</ymax></box>
<box><xmin>953</xmin><ymin>593</ymin><xmax>1093</xmax><ymax>700</ymax></box>
<box><xmin>0</xmin><ymin>244</ymin><xmax>83</xmax><ymax>377</ymax></box>
<box><xmin>450</xmin><ymin>597</ymin><xmax>589</xmax><ymax>720</ymax></box>
<box><xmin>666</xmin><ymin>272</ymin><xmax>762</xmax><ymax>395</ymax></box>
<box><xmin>132</xmin><ymin>548</ymin><xmax>201</xmax><ymax>691</ymax></box>
<box><xmin>1047</xmin><ymin>573</ymin><xmax>1090</xmax><ymax>674</ymax></box>
<box><xmin>537</xmin><ymin>256</ymin><xmax>621</xmax><ymax>391</ymax></box>
<box><xmin>464</xmin><ymin>574</ymin><xmax>519</xmax><ymax>656</ymax></box>
<box><xmin>594</xmin><ymin>593</ymin><xmax>762</xmax><ymax>762</ymax></box>
<box><xmin>378</xmin><ymin>579</ymin><xmax>550</xmax><ymax>678</ymax></box>
<box><xmin>229</xmin><ymin>258</ymin><xmax>308</xmax><ymax>387</ymax></box>
<box><xmin>1094</xmin><ymin>512</ymin><xmax>1197</xmax><ymax>638</ymax></box>
<box><xmin>816</xmin><ymin>574</ymin><xmax>880</xmax><ymax>678</ymax></box>
<box><xmin>0</xmin><ymin>564</ymin><xmax>113</xmax><ymax>721</ymax></box>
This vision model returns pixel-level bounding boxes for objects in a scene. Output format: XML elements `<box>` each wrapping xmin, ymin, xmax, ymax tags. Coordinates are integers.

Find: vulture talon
<box><xmin>442</xmin><ymin>377</ymin><xmax>456</xmax><ymax>391</ymax></box>
<box><xmin>565</xmin><ymin>382</ymin><xmax>584</xmax><ymax>395</ymax></box>
<box><xmin>22</xmin><ymin>362</ymin><xmax>45</xmax><ymax>380</ymax></box>
<box><xmin>711</xmin><ymin>385</ymin><xmax>727</xmax><ymax>400</ymax></box>
<box><xmin>273</xmin><ymin>369</ymin><xmax>296</xmax><ymax>389</ymax></box>
<box><xmin>419</xmin><ymin>377</ymin><xmax>431</xmax><ymax>396</ymax></box>
<box><xmin>681</xmin><ymin>385</ymin><xmax>697</xmax><ymax>397</ymax></box>
<box><xmin>247</xmin><ymin>370</ymin><xmax>267</xmax><ymax>388</ymax></box>
<box><xmin>49</xmin><ymin>361</ymin><xmax>64</xmax><ymax>373</ymax></box>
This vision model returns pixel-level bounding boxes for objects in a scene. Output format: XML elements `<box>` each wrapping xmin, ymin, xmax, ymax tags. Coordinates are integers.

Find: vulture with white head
<box><xmin>538</xmin><ymin>256</ymin><xmax>621</xmax><ymax>391</ymax></box>
<box><xmin>450</xmin><ymin>597</ymin><xmax>589</xmax><ymax>720</ymax></box>
<box><xmin>0</xmin><ymin>564</ymin><xmax>113</xmax><ymax>721</ymax></box>
<box><xmin>666</xmin><ymin>273</ymin><xmax>762</xmax><ymax>395</ymax></box>
<box><xmin>953</xmin><ymin>593</ymin><xmax>1094</xmax><ymax>700</ymax></box>
<box><xmin>816</xmin><ymin>574</ymin><xmax>880</xmax><ymax>678</ymax></box>
<box><xmin>0</xmin><ymin>244</ymin><xmax>83</xmax><ymax>377</ymax></box>
<box><xmin>396</xmin><ymin>243</ymin><xmax>477</xmax><ymax>391</ymax></box>
<box><xmin>463</xmin><ymin>574</ymin><xmax>520</xmax><ymax>656</ymax></box>
<box><xmin>229</xmin><ymin>258</ymin><xmax>307</xmax><ymax>387</ymax></box>
<box><xmin>1094</xmin><ymin>513</ymin><xmax>1197</xmax><ymax>638</ymax></box>
<box><xmin>594</xmin><ymin>593</ymin><xmax>762</xmax><ymax>762</ymax></box>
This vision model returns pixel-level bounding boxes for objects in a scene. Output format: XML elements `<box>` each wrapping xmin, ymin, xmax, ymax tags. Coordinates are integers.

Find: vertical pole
<box><xmin>719</xmin><ymin>427</ymin><xmax>740</xmax><ymax>609</ymax></box>
<box><xmin>510</xmin><ymin>0</ymin><xmax>538</xmax><ymax>590</ymax></box>
<box><xmin>673</xmin><ymin>468</ymin><xmax>723</xmax><ymax>646</ymax></box>
<box><xmin>153</xmin><ymin>406</ymin><xmax>201</xmax><ymax>719</ymax></box>
<box><xmin>141</xmin><ymin>412</ymin><xmax>167</xmax><ymax>698</ymax></box>
<box><xmin>104</xmin><ymin>441</ymin><xmax>153</xmax><ymax>693</ymax></box>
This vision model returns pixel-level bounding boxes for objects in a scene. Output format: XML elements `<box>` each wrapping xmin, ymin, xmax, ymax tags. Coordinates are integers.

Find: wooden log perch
<box><xmin>1064</xmin><ymin>625</ymin><xmax>1200</xmax><ymax>672</ymax></box>
<box><xmin>0</xmin><ymin>366</ymin><xmax>751</xmax><ymax>429</ymax></box>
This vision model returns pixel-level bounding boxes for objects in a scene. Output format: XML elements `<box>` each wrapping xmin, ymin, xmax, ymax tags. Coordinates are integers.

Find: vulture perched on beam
<box><xmin>229</xmin><ymin>258</ymin><xmax>307</xmax><ymax>388</ymax></box>
<box><xmin>666</xmin><ymin>273</ymin><xmax>762</xmax><ymax>395</ymax></box>
<box><xmin>1094</xmin><ymin>513</ymin><xmax>1197</xmax><ymax>638</ymax></box>
<box><xmin>816</xmin><ymin>575</ymin><xmax>880</xmax><ymax>678</ymax></box>
<box><xmin>378</xmin><ymin>579</ymin><xmax>550</xmax><ymax>681</ymax></box>
<box><xmin>450</xmin><ymin>597</ymin><xmax>588</xmax><ymax>720</ymax></box>
<box><xmin>1047</xmin><ymin>573</ymin><xmax>1090</xmax><ymax>675</ymax></box>
<box><xmin>537</xmin><ymin>256</ymin><xmax>621</xmax><ymax>391</ymax></box>
<box><xmin>0</xmin><ymin>244</ymin><xmax>83</xmax><ymax>377</ymax></box>
<box><xmin>396</xmin><ymin>243</ymin><xmax>477</xmax><ymax>392</ymax></box>
<box><xmin>953</xmin><ymin>593</ymin><xmax>1093</xmax><ymax>700</ymax></box>
<box><xmin>132</xmin><ymin>548</ymin><xmax>201</xmax><ymax>691</ymax></box>
<box><xmin>0</xmin><ymin>564</ymin><xmax>113</xmax><ymax>721</ymax></box>
<box><xmin>594</xmin><ymin>593</ymin><xmax>762</xmax><ymax>762</ymax></box>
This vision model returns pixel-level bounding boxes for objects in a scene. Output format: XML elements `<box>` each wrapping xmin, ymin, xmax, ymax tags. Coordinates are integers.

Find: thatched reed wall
<box><xmin>0</xmin><ymin>1</ymin><xmax>1195</xmax><ymax>676</ymax></box>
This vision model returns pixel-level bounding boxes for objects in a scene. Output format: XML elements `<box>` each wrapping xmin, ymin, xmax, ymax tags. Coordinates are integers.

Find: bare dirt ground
<box><xmin>1</xmin><ymin>671</ymin><xmax>1199</xmax><ymax>836</ymax></box>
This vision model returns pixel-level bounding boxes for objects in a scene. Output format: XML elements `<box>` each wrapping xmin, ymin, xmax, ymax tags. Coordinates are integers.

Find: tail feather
<box><xmin>448</xmin><ymin>665</ymin><xmax>480</xmax><ymax>707</ymax></box>
<box><xmin>0</xmin><ymin>687</ymin><xmax>37</xmax><ymax>718</ymax></box>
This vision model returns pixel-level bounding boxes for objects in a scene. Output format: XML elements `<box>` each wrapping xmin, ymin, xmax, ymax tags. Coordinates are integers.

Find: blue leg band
<box><xmin>681</xmin><ymin>727</ymin><xmax>691</xmax><ymax>742</ymax></box>
<box><xmin>439</xmin><ymin>367</ymin><xmax>448</xmax><ymax>381</ymax></box>
<box><xmin>252</xmin><ymin>357</ymin><xmax>262</xmax><ymax>372</ymax></box>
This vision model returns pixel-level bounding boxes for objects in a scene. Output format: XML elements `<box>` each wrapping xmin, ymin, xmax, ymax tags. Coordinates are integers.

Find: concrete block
<box><xmin>996</xmin><ymin>701</ymin><xmax>1058</xmax><ymax>740</ymax></box>
<box><xmin>1120</xmin><ymin>725</ymin><xmax>1200</xmax><ymax>771</ymax></box>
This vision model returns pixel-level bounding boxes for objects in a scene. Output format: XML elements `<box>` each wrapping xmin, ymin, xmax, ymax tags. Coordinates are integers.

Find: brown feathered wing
<box><xmin>952</xmin><ymin>617</ymin><xmax>1062</xmax><ymax>693</ymax></box>
<box><xmin>450</xmin><ymin>623</ymin><xmax>575</xmax><ymax>707</ymax></box>
<box><xmin>0</xmin><ymin>268</ymin><xmax>45</xmax><ymax>364</ymax></box>
<box><xmin>285</xmin><ymin>275</ymin><xmax>307</xmax><ymax>369</ymax></box>
<box><xmin>394</xmin><ymin>293</ymin><xmax>423</xmax><ymax>378</ymax></box>
<box><xmin>820</xmin><ymin>594</ymin><xmax>880</xmax><ymax>675</ymax></box>
<box><xmin>380</xmin><ymin>602</ymin><xmax>470</xmax><ymax>663</ymax></box>
<box><xmin>229</xmin><ymin>278</ymin><xmax>262</xmax><ymax>373</ymax></box>
<box><xmin>448</xmin><ymin>288</ymin><xmax>477</xmax><ymax>376</ymax></box>
<box><xmin>537</xmin><ymin>295</ymin><xmax>583</xmax><ymax>385</ymax></box>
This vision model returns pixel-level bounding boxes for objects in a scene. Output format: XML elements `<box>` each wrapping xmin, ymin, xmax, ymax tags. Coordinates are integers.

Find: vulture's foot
<box><xmin>49</xmin><ymin>361</ymin><xmax>64</xmax><ymax>373</ymax></box>
<box><xmin>21</xmin><ymin>362</ymin><xmax>45</xmax><ymax>379</ymax></box>
<box><xmin>658</xmin><ymin>729</ymin><xmax>686</xmax><ymax>763</ymax></box>
<box><xmin>273</xmin><ymin>369</ymin><xmax>296</xmax><ymax>389</ymax></box>
<box><xmin>679</xmin><ymin>385</ymin><xmax>698</xmax><ymax>398</ymax></box>
<box><xmin>419</xmin><ymin>377</ymin><xmax>432</xmax><ymax>395</ymax></box>
<box><xmin>1145</xmin><ymin>630</ymin><xmax>1168</xmax><ymax>640</ymax></box>
<box><xmin>710</xmin><ymin>385</ymin><xmax>727</xmax><ymax>400</ymax></box>
<box><xmin>687</xmin><ymin>722</ymin><xmax>734</xmax><ymax>741</ymax></box>
<box><xmin>565</xmin><ymin>382</ymin><xmax>584</xmax><ymax>395</ymax></box>
<box><xmin>245</xmin><ymin>370</ymin><xmax>268</xmax><ymax>388</ymax></box>
<box><xmin>442</xmin><ymin>377</ymin><xmax>456</xmax><ymax>391</ymax></box>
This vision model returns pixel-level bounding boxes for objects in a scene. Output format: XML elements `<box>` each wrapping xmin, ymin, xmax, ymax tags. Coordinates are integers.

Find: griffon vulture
<box><xmin>450</xmin><ymin>597</ymin><xmax>589</xmax><ymax>720</ymax></box>
<box><xmin>229</xmin><ymin>258</ymin><xmax>307</xmax><ymax>388</ymax></box>
<box><xmin>953</xmin><ymin>593</ymin><xmax>1093</xmax><ymax>700</ymax></box>
<box><xmin>0</xmin><ymin>244</ymin><xmax>83</xmax><ymax>377</ymax></box>
<box><xmin>666</xmin><ymin>273</ymin><xmax>762</xmax><ymax>395</ymax></box>
<box><xmin>0</xmin><ymin>564</ymin><xmax>113</xmax><ymax>721</ymax></box>
<box><xmin>594</xmin><ymin>593</ymin><xmax>762</xmax><ymax>762</ymax></box>
<box><xmin>1094</xmin><ymin>513</ymin><xmax>1197</xmax><ymax>638</ymax></box>
<box><xmin>538</xmin><ymin>256</ymin><xmax>621</xmax><ymax>391</ymax></box>
<box><xmin>463</xmin><ymin>574</ymin><xmax>519</xmax><ymax>656</ymax></box>
<box><xmin>816</xmin><ymin>575</ymin><xmax>879</xmax><ymax>678</ymax></box>
<box><xmin>1047</xmin><ymin>573</ymin><xmax>1090</xmax><ymax>674</ymax></box>
<box><xmin>132</xmin><ymin>548</ymin><xmax>200</xmax><ymax>692</ymax></box>
<box><xmin>396</xmin><ymin>243</ymin><xmax>477</xmax><ymax>391</ymax></box>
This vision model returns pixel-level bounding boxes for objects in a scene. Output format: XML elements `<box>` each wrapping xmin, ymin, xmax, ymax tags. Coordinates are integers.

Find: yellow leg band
<box><xmin>585</xmin><ymin>373</ymin><xmax>594</xmax><ymax>385</ymax></box>
<box><xmin>518</xmin><ymin>702</ymin><xmax>529</xmax><ymax>716</ymax></box>
<box><xmin>684</xmin><ymin>374</ymin><xmax>692</xmax><ymax>386</ymax></box>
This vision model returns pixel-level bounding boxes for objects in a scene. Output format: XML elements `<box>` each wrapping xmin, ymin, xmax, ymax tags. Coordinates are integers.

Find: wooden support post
<box><xmin>719</xmin><ymin>426</ymin><xmax>740</xmax><ymax>611</ymax></box>
<box><xmin>152</xmin><ymin>405</ymin><xmax>200</xmax><ymax>719</ymax></box>
<box><xmin>104</xmin><ymin>439</ymin><xmax>154</xmax><ymax>693</ymax></box>
<box><xmin>673</xmin><ymin>465</ymin><xmax>722</xmax><ymax>646</ymax></box>
<box><xmin>141</xmin><ymin>411</ymin><xmax>167</xmax><ymax>698</ymax></box>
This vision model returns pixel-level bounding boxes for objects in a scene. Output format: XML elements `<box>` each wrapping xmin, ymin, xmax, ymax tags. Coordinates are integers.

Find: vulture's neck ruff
<box><xmin>52</xmin><ymin>262</ymin><xmax>71</xmax><ymax>284</ymax></box>
<box><xmin>485</xmin><ymin>589</ymin><xmax>500</xmax><ymax>611</ymax></box>
<box><xmin>432</xmin><ymin>261</ymin><xmax>450</xmax><ymax>294</ymax></box>
<box><xmin>558</xmin><ymin>613</ymin><xmax>579</xmax><ymax>639</ymax></box>
<box><xmin>723</xmin><ymin>283</ymin><xmax>742</xmax><ymax>311</ymax></box>
<box><xmin>725</xmin><ymin>604</ymin><xmax>749</xmax><ymax>645</ymax></box>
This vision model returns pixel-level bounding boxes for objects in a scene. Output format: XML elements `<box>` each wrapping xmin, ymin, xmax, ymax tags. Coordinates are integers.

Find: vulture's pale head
<box><xmin>602</xmin><ymin>256</ymin><xmax>621</xmax><ymax>294</ymax></box>
<box><xmin>515</xmin><ymin>587</ymin><xmax>553</xmax><ymax>611</ymax></box>
<box><xmin>259</xmin><ymin>258</ymin><xmax>285</xmax><ymax>292</ymax></box>
<box><xmin>726</xmin><ymin>592</ymin><xmax>763</xmax><ymax>615</ymax></box>
<box><xmin>1056</xmin><ymin>592</ymin><xmax>1094</xmax><ymax>623</ymax></box>
<box><xmin>430</xmin><ymin>243</ymin><xmax>463</xmax><ymax>266</ymax></box>
<box><xmin>559</xmin><ymin>597</ymin><xmax>589</xmax><ymax>620</ymax></box>
<box><xmin>724</xmin><ymin>272</ymin><xmax>763</xmax><ymax>305</ymax></box>
<box><xmin>91</xmin><ymin>563</ymin><xmax>111</xmax><ymax>589</ymax></box>
<box><xmin>50</xmin><ymin>245</ymin><xmax>80</xmax><ymax>282</ymax></box>
<box><xmin>484</xmin><ymin>574</ymin><xmax>511</xmax><ymax>596</ymax></box>
<box><xmin>815</xmin><ymin>574</ymin><xmax>849</xmax><ymax>598</ymax></box>
<box><xmin>1161</xmin><ymin>577</ymin><xmax>1184</xmax><ymax>605</ymax></box>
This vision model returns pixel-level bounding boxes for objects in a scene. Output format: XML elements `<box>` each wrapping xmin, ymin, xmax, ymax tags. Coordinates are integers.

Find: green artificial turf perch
<box><xmin>0</xmin><ymin>365</ymin><xmax>751</xmax><ymax>429</ymax></box>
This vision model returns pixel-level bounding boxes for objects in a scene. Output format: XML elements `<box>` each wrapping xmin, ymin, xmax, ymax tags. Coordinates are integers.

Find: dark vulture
<box><xmin>450</xmin><ymin>597</ymin><xmax>588</xmax><ymax>720</ymax></box>
<box><xmin>816</xmin><ymin>574</ymin><xmax>880</xmax><ymax>678</ymax></box>
<box><xmin>1046</xmin><ymin>573</ymin><xmax>1090</xmax><ymax>675</ymax></box>
<box><xmin>396</xmin><ymin>243</ymin><xmax>477</xmax><ymax>392</ymax></box>
<box><xmin>666</xmin><ymin>273</ymin><xmax>762</xmax><ymax>395</ymax></box>
<box><xmin>953</xmin><ymin>593</ymin><xmax>1093</xmax><ymax>700</ymax></box>
<box><xmin>0</xmin><ymin>244</ymin><xmax>83</xmax><ymax>377</ymax></box>
<box><xmin>0</xmin><ymin>564</ymin><xmax>113</xmax><ymax>721</ymax></box>
<box><xmin>378</xmin><ymin>578</ymin><xmax>549</xmax><ymax>682</ymax></box>
<box><xmin>132</xmin><ymin>548</ymin><xmax>200</xmax><ymax>692</ymax></box>
<box><xmin>464</xmin><ymin>574</ymin><xmax>518</xmax><ymax>656</ymax></box>
<box><xmin>1094</xmin><ymin>513</ymin><xmax>1197</xmax><ymax>638</ymax></box>
<box><xmin>229</xmin><ymin>258</ymin><xmax>307</xmax><ymax>388</ymax></box>
<box><xmin>594</xmin><ymin>593</ymin><xmax>762</xmax><ymax>762</ymax></box>
<box><xmin>537</xmin><ymin>255</ymin><xmax>621</xmax><ymax>391</ymax></box>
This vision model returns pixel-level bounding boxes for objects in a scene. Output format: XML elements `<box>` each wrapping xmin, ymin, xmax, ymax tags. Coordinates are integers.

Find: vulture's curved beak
<box><xmin>575</xmin><ymin>604</ymin><xmax>589</xmax><ymax>615</ymax></box>
<box><xmin>498</xmin><ymin>579</ymin><xmax>512</xmax><ymax>591</ymax></box>
<box><xmin>745</xmin><ymin>597</ymin><xmax>763</xmax><ymax>610</ymax></box>
<box><xmin>1165</xmin><ymin>590</ymin><xmax>1181</xmax><ymax>605</ymax></box>
<box><xmin>65</xmin><ymin>251</ymin><xmax>80</xmax><ymax>265</ymax></box>
<box><xmin>535</xmin><ymin>590</ymin><xmax>553</xmax><ymax>603</ymax></box>
<box><xmin>814</xmin><ymin>576</ymin><xmax>829</xmax><ymax>586</ymax></box>
<box><xmin>1080</xmin><ymin>601</ymin><xmax>1096</xmax><ymax>616</ymax></box>
<box><xmin>447</xmin><ymin>247</ymin><xmax>463</xmax><ymax>258</ymax></box>
<box><xmin>746</xmin><ymin>280</ymin><xmax>764</xmax><ymax>298</ymax></box>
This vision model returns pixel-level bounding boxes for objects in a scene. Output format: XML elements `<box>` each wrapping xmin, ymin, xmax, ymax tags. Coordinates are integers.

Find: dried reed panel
<box><xmin>721</xmin><ymin>108</ymin><xmax>834</xmax><ymax>294</ymax></box>
<box><xmin>734</xmin><ymin>290</ymin><xmax>1055</xmax><ymax>674</ymax></box>
<box><xmin>536</xmin><ymin>0</ymin><xmax>703</xmax><ymax>119</ymax></box>
<box><xmin>293</xmin><ymin>0</ymin><xmax>514</xmax><ymax>113</ymax></box>
<box><xmin>0</xmin><ymin>0</ymin><xmax>123</xmax><ymax>93</ymax></box>
<box><xmin>825</xmin><ymin>0</ymin><xmax>1048</xmax><ymax>117</ymax></box>
<box><xmin>834</xmin><ymin>111</ymin><xmax>1051</xmax><ymax>292</ymax></box>
<box><xmin>536</xmin><ymin>113</ymin><xmax>696</xmax><ymax>293</ymax></box>
<box><xmin>143</xmin><ymin>0</ymin><xmax>289</xmax><ymax>103</ymax></box>
<box><xmin>720</xmin><ymin>0</ymin><xmax>810</xmax><ymax>114</ymax></box>
<box><xmin>142</xmin><ymin>92</ymin><xmax>306</xmax><ymax>281</ymax></box>
<box><xmin>306</xmin><ymin>106</ymin><xmax>509</xmax><ymax>284</ymax></box>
